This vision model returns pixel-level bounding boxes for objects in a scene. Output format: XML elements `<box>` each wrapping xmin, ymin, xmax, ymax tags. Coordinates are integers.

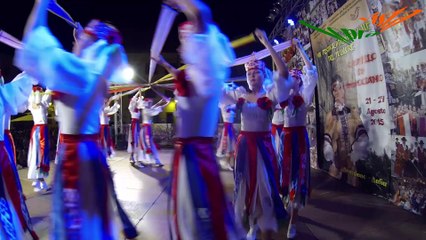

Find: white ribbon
<box><xmin>231</xmin><ymin>40</ymin><xmax>292</xmax><ymax>66</ymax></box>
<box><xmin>149</xmin><ymin>4</ymin><xmax>178</xmax><ymax>83</ymax></box>
<box><xmin>0</xmin><ymin>30</ymin><xmax>23</xmax><ymax>49</ymax></box>
<box><xmin>48</xmin><ymin>0</ymin><xmax>77</xmax><ymax>28</ymax></box>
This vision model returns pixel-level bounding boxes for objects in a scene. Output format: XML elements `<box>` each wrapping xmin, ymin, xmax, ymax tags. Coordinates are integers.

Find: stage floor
<box><xmin>19</xmin><ymin>149</ymin><xmax>425</xmax><ymax>240</ymax></box>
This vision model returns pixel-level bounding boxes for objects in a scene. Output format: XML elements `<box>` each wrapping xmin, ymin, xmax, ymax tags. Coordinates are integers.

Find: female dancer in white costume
<box><xmin>27</xmin><ymin>86</ymin><xmax>51</xmax><ymax>192</ymax></box>
<box><xmin>221</xmin><ymin>29</ymin><xmax>291</xmax><ymax>239</ymax></box>
<box><xmin>279</xmin><ymin>39</ymin><xmax>318</xmax><ymax>238</ymax></box>
<box><xmin>217</xmin><ymin>101</ymin><xmax>237</xmax><ymax>171</ymax></box>
<box><xmin>100</xmin><ymin>95</ymin><xmax>120</xmax><ymax>158</ymax></box>
<box><xmin>154</xmin><ymin>0</ymin><xmax>243</xmax><ymax>238</ymax></box>
<box><xmin>0</xmin><ymin>73</ymin><xmax>38</xmax><ymax>239</ymax></box>
<box><xmin>127</xmin><ymin>91</ymin><xmax>144</xmax><ymax>164</ymax></box>
<box><xmin>271</xmin><ymin>105</ymin><xmax>284</xmax><ymax>160</ymax></box>
<box><xmin>140</xmin><ymin>97</ymin><xmax>169</xmax><ymax>167</ymax></box>
<box><xmin>16</xmin><ymin>0</ymin><xmax>137</xmax><ymax>237</ymax></box>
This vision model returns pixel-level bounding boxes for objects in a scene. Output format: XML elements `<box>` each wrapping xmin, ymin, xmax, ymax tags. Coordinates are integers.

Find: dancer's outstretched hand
<box><xmin>73</xmin><ymin>22</ymin><xmax>83</xmax><ymax>40</ymax></box>
<box><xmin>151</xmin><ymin>55</ymin><xmax>165</xmax><ymax>65</ymax></box>
<box><xmin>163</xmin><ymin>0</ymin><xmax>182</xmax><ymax>11</ymax></box>
<box><xmin>254</xmin><ymin>29</ymin><xmax>269</xmax><ymax>45</ymax></box>
<box><xmin>36</xmin><ymin>0</ymin><xmax>50</xmax><ymax>4</ymax></box>
<box><xmin>292</xmin><ymin>38</ymin><xmax>302</xmax><ymax>48</ymax></box>
<box><xmin>110</xmin><ymin>95</ymin><xmax>120</xmax><ymax>101</ymax></box>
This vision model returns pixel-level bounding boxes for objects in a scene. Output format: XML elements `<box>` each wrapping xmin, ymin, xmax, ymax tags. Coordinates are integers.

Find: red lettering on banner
<box><xmin>370</xmin><ymin>118</ymin><xmax>385</xmax><ymax>126</ymax></box>
<box><xmin>345</xmin><ymin>74</ymin><xmax>384</xmax><ymax>88</ymax></box>
<box><xmin>348</xmin><ymin>53</ymin><xmax>377</xmax><ymax>68</ymax></box>
<box><xmin>367</xmin><ymin>108</ymin><xmax>386</xmax><ymax>117</ymax></box>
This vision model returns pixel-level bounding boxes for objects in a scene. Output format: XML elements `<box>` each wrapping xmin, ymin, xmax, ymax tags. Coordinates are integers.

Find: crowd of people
<box><xmin>393</xmin><ymin>137</ymin><xmax>426</xmax><ymax>178</ymax></box>
<box><xmin>381</xmin><ymin>0</ymin><xmax>426</xmax><ymax>56</ymax></box>
<box><xmin>387</xmin><ymin>61</ymin><xmax>426</xmax><ymax>140</ymax></box>
<box><xmin>388</xmin><ymin>62</ymin><xmax>426</xmax><ymax>102</ymax></box>
<box><xmin>392</xmin><ymin>177</ymin><xmax>426</xmax><ymax>216</ymax></box>
<box><xmin>392</xmin><ymin>103</ymin><xmax>426</xmax><ymax>138</ymax></box>
<box><xmin>301</xmin><ymin>0</ymin><xmax>340</xmax><ymax>28</ymax></box>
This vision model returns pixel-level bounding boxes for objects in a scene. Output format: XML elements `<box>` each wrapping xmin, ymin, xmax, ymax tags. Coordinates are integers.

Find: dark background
<box><xmin>0</xmin><ymin>0</ymin><xmax>275</xmax><ymax>81</ymax></box>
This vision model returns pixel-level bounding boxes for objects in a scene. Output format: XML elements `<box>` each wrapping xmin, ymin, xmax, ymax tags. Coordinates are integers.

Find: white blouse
<box><xmin>3</xmin><ymin>115</ymin><xmax>10</xmax><ymax>130</ymax></box>
<box><xmin>16</xmin><ymin>27</ymin><xmax>109</xmax><ymax>135</ymax></box>
<box><xmin>175</xmin><ymin>23</ymin><xmax>235</xmax><ymax>138</ymax></box>
<box><xmin>100</xmin><ymin>101</ymin><xmax>120</xmax><ymax>125</ymax></box>
<box><xmin>28</xmin><ymin>91</ymin><xmax>51</xmax><ymax>125</ymax></box>
<box><xmin>221</xmin><ymin>72</ymin><xmax>292</xmax><ymax>132</ymax></box>
<box><xmin>219</xmin><ymin>104</ymin><xmax>236</xmax><ymax>123</ymax></box>
<box><xmin>0</xmin><ymin>73</ymin><xmax>33</xmax><ymax>140</ymax></box>
<box><xmin>128</xmin><ymin>97</ymin><xmax>143</xmax><ymax>120</ymax></box>
<box><xmin>141</xmin><ymin>107</ymin><xmax>162</xmax><ymax>124</ymax></box>
<box><xmin>271</xmin><ymin>108</ymin><xmax>284</xmax><ymax>125</ymax></box>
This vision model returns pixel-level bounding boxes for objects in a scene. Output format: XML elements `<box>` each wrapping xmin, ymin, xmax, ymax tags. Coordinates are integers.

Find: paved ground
<box><xmin>21</xmin><ymin>149</ymin><xmax>426</xmax><ymax>240</ymax></box>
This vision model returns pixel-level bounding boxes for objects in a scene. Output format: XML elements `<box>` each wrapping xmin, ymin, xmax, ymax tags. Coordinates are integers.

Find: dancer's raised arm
<box><xmin>255</xmin><ymin>29</ymin><xmax>288</xmax><ymax>79</ymax></box>
<box><xmin>165</xmin><ymin>0</ymin><xmax>212</xmax><ymax>34</ymax></box>
<box><xmin>293</xmin><ymin>38</ymin><xmax>318</xmax><ymax>105</ymax></box>
<box><xmin>293</xmin><ymin>38</ymin><xmax>314</xmax><ymax>70</ymax></box>
<box><xmin>152</xmin><ymin>55</ymin><xmax>179</xmax><ymax>79</ymax></box>
<box><xmin>23</xmin><ymin>0</ymin><xmax>49</xmax><ymax>36</ymax></box>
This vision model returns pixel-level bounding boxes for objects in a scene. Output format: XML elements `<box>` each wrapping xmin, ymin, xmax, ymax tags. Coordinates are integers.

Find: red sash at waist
<box><xmin>174</xmin><ymin>137</ymin><xmax>214</xmax><ymax>145</ymax></box>
<box><xmin>282</xmin><ymin>126</ymin><xmax>307</xmax><ymax>133</ymax></box>
<box><xmin>60</xmin><ymin>133</ymin><xmax>99</xmax><ymax>143</ymax></box>
<box><xmin>240</xmin><ymin>131</ymin><xmax>270</xmax><ymax>137</ymax></box>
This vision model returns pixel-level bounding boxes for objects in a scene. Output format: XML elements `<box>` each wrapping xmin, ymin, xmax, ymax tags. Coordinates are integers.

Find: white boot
<box><xmin>152</xmin><ymin>159</ymin><xmax>164</xmax><ymax>167</ymax></box>
<box><xmin>246</xmin><ymin>225</ymin><xmax>258</xmax><ymax>240</ymax></box>
<box><xmin>219</xmin><ymin>159</ymin><xmax>233</xmax><ymax>171</ymax></box>
<box><xmin>129</xmin><ymin>154</ymin><xmax>136</xmax><ymax>164</ymax></box>
<box><xmin>34</xmin><ymin>180</ymin><xmax>48</xmax><ymax>192</ymax></box>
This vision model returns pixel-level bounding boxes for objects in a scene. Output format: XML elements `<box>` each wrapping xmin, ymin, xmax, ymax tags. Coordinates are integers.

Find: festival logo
<box><xmin>299</xmin><ymin>7</ymin><xmax>423</xmax><ymax>44</ymax></box>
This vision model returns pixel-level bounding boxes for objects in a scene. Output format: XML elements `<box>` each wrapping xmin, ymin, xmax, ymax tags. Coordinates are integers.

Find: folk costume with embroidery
<box><xmin>0</xmin><ymin>73</ymin><xmax>38</xmax><ymax>239</ymax></box>
<box><xmin>27</xmin><ymin>86</ymin><xmax>51</xmax><ymax>190</ymax></box>
<box><xmin>221</xmin><ymin>58</ymin><xmax>288</xmax><ymax>234</ymax></box>
<box><xmin>16</xmin><ymin>19</ymin><xmax>137</xmax><ymax>239</ymax></box>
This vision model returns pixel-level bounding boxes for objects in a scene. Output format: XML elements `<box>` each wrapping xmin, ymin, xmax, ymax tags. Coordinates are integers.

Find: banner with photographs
<box><xmin>310</xmin><ymin>0</ymin><xmax>394</xmax><ymax>197</ymax></box>
<box><xmin>289</xmin><ymin>0</ymin><xmax>349</xmax><ymax>169</ymax></box>
<box><xmin>282</xmin><ymin>0</ymin><xmax>425</xmax><ymax>216</ymax></box>
<box><xmin>370</xmin><ymin>0</ymin><xmax>426</xmax><ymax>216</ymax></box>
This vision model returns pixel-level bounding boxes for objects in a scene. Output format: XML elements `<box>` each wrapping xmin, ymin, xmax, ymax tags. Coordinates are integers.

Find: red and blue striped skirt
<box><xmin>100</xmin><ymin>124</ymin><xmax>114</xmax><ymax>157</ymax></box>
<box><xmin>27</xmin><ymin>124</ymin><xmax>50</xmax><ymax>179</ymax></box>
<box><xmin>0</xmin><ymin>141</ymin><xmax>38</xmax><ymax>239</ymax></box>
<box><xmin>281</xmin><ymin>126</ymin><xmax>311</xmax><ymax>209</ymax></box>
<box><xmin>271</xmin><ymin>123</ymin><xmax>283</xmax><ymax>164</ymax></box>
<box><xmin>127</xmin><ymin>118</ymin><xmax>141</xmax><ymax>153</ymax></box>
<box><xmin>234</xmin><ymin>131</ymin><xmax>286</xmax><ymax>230</ymax></box>
<box><xmin>4</xmin><ymin>130</ymin><xmax>16</xmax><ymax>165</ymax></box>
<box><xmin>141</xmin><ymin>123</ymin><xmax>157</xmax><ymax>154</ymax></box>
<box><xmin>171</xmin><ymin>137</ymin><xmax>243</xmax><ymax>240</ymax></box>
<box><xmin>52</xmin><ymin>133</ymin><xmax>136</xmax><ymax>239</ymax></box>
<box><xmin>216</xmin><ymin>122</ymin><xmax>236</xmax><ymax>157</ymax></box>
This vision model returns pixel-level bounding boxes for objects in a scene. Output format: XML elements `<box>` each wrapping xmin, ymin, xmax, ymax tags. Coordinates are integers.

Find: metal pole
<box><xmin>114</xmin><ymin>93</ymin><xmax>119</xmax><ymax>144</ymax></box>
<box><xmin>119</xmin><ymin>94</ymin><xmax>123</xmax><ymax>134</ymax></box>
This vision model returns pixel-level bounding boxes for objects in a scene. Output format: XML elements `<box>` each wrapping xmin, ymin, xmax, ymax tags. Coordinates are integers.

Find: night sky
<box><xmin>0</xmin><ymin>0</ymin><xmax>275</xmax><ymax>80</ymax></box>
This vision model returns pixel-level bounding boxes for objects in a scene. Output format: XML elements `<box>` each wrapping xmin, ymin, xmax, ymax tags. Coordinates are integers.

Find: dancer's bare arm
<box><xmin>23</xmin><ymin>0</ymin><xmax>49</xmax><ymax>37</ymax></box>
